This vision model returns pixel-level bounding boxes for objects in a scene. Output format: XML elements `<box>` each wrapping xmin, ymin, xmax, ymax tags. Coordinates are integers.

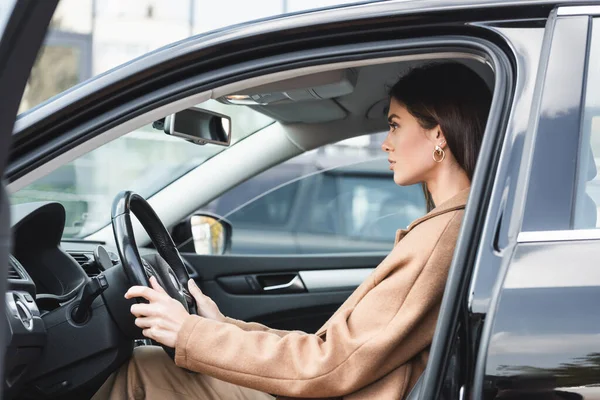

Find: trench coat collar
<box><xmin>395</xmin><ymin>187</ymin><xmax>470</xmax><ymax>245</ymax></box>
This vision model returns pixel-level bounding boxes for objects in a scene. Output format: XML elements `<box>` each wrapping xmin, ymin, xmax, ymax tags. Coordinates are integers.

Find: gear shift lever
<box><xmin>71</xmin><ymin>275</ymin><xmax>109</xmax><ymax>323</ymax></box>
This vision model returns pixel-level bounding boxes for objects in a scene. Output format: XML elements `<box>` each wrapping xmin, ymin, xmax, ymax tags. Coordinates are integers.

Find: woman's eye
<box><xmin>389</xmin><ymin>123</ymin><xmax>399</xmax><ymax>131</ymax></box>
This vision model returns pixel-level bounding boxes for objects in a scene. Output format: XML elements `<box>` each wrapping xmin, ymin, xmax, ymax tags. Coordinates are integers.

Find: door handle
<box><xmin>262</xmin><ymin>275</ymin><xmax>305</xmax><ymax>293</ymax></box>
<box><xmin>216</xmin><ymin>274</ymin><xmax>306</xmax><ymax>294</ymax></box>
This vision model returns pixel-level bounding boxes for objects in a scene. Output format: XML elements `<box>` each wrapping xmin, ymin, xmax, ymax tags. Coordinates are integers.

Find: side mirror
<box><xmin>157</xmin><ymin>107</ymin><xmax>231</xmax><ymax>147</ymax></box>
<box><xmin>173</xmin><ymin>213</ymin><xmax>232</xmax><ymax>255</ymax></box>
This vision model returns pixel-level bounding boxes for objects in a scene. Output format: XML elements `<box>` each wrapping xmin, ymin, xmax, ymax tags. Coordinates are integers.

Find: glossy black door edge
<box><xmin>467</xmin><ymin>19</ymin><xmax>547</xmax><ymax>317</ymax></box>
<box><xmin>418</xmin><ymin>37</ymin><xmax>515</xmax><ymax>400</ymax></box>
<box><xmin>471</xmin><ymin>9</ymin><xmax>570</xmax><ymax>398</ymax></box>
<box><xmin>0</xmin><ymin>0</ymin><xmax>57</xmax><ymax>389</ymax></box>
<box><xmin>456</xmin><ymin>20</ymin><xmax>548</xmax><ymax>400</ymax></box>
<box><xmin>521</xmin><ymin>16</ymin><xmax>590</xmax><ymax>231</ymax></box>
<box><xmin>8</xmin><ymin>35</ymin><xmax>500</xmax><ymax>185</ymax></box>
<box><xmin>465</xmin><ymin>22</ymin><xmax>547</xmax><ymax>384</ymax></box>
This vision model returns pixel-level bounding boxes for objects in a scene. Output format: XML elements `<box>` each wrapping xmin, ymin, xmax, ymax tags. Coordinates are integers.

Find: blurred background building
<box><xmin>19</xmin><ymin>0</ymin><xmax>361</xmax><ymax>112</ymax></box>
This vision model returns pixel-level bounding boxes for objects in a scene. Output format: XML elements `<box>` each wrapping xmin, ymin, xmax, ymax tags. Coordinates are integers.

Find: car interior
<box><xmin>5</xmin><ymin>52</ymin><xmax>495</xmax><ymax>399</ymax></box>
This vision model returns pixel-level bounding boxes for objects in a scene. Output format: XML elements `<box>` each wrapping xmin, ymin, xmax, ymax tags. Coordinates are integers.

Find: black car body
<box><xmin>2</xmin><ymin>1</ymin><xmax>600</xmax><ymax>399</ymax></box>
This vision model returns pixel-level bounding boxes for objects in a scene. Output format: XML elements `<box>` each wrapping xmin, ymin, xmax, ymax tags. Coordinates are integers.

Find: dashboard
<box><xmin>6</xmin><ymin>202</ymin><xmax>132</xmax><ymax>399</ymax></box>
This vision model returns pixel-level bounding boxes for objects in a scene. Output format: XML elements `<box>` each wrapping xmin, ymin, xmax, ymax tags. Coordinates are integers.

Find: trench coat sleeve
<box><xmin>224</xmin><ymin>317</ymin><xmax>303</xmax><ymax>338</ymax></box>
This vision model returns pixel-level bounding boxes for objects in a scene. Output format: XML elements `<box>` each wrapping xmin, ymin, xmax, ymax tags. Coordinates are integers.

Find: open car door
<box><xmin>0</xmin><ymin>1</ymin><xmax>57</xmax><ymax>396</ymax></box>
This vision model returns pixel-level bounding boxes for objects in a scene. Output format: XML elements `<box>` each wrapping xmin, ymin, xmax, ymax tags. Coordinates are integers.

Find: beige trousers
<box><xmin>92</xmin><ymin>346</ymin><xmax>275</xmax><ymax>400</ymax></box>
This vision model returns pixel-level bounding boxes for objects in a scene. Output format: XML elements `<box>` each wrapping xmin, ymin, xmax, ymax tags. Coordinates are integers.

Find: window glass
<box><xmin>201</xmin><ymin>134</ymin><xmax>427</xmax><ymax>255</ymax></box>
<box><xmin>10</xmin><ymin>100</ymin><xmax>273</xmax><ymax>238</ymax></box>
<box><xmin>19</xmin><ymin>31</ymin><xmax>92</xmax><ymax>113</ymax></box>
<box><xmin>574</xmin><ymin>19</ymin><xmax>600</xmax><ymax>229</ymax></box>
<box><xmin>300</xmin><ymin>174</ymin><xmax>339</xmax><ymax>235</ymax></box>
<box><xmin>0</xmin><ymin>1</ymin><xmax>15</xmax><ymax>38</ymax></box>
<box><xmin>226</xmin><ymin>183</ymin><xmax>299</xmax><ymax>228</ymax></box>
<box><xmin>337</xmin><ymin>175</ymin><xmax>423</xmax><ymax>239</ymax></box>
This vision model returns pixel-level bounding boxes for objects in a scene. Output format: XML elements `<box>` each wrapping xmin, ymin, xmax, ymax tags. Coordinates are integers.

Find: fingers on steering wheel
<box><xmin>130</xmin><ymin>303</ymin><xmax>156</xmax><ymax>317</ymax></box>
<box><xmin>149</xmin><ymin>276</ymin><xmax>167</xmax><ymax>294</ymax></box>
<box><xmin>134</xmin><ymin>317</ymin><xmax>156</xmax><ymax>329</ymax></box>
<box><xmin>188</xmin><ymin>279</ymin><xmax>205</xmax><ymax>298</ymax></box>
<box><xmin>142</xmin><ymin>328</ymin><xmax>156</xmax><ymax>341</ymax></box>
<box><xmin>125</xmin><ymin>285</ymin><xmax>162</xmax><ymax>302</ymax></box>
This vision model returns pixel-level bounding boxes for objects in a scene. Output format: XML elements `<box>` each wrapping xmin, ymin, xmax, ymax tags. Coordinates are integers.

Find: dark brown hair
<box><xmin>388</xmin><ymin>62</ymin><xmax>492</xmax><ymax>210</ymax></box>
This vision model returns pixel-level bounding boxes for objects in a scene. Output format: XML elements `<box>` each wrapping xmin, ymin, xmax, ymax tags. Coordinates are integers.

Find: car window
<box><xmin>574</xmin><ymin>19</ymin><xmax>600</xmax><ymax>229</ymax></box>
<box><xmin>337</xmin><ymin>175</ymin><xmax>424</xmax><ymax>239</ymax></box>
<box><xmin>201</xmin><ymin>133</ymin><xmax>426</xmax><ymax>255</ymax></box>
<box><xmin>226</xmin><ymin>182</ymin><xmax>300</xmax><ymax>229</ymax></box>
<box><xmin>0</xmin><ymin>1</ymin><xmax>15</xmax><ymax>37</ymax></box>
<box><xmin>10</xmin><ymin>100</ymin><xmax>273</xmax><ymax>238</ymax></box>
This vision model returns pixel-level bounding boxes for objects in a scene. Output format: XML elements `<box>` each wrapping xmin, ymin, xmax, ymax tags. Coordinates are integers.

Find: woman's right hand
<box><xmin>188</xmin><ymin>279</ymin><xmax>225</xmax><ymax>322</ymax></box>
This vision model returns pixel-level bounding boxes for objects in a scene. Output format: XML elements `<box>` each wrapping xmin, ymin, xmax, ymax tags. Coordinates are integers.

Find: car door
<box><xmin>0</xmin><ymin>0</ymin><xmax>57</xmax><ymax>390</ymax></box>
<box><xmin>470</xmin><ymin>6</ymin><xmax>600</xmax><ymax>399</ymax></box>
<box><xmin>415</xmin><ymin>9</ymin><xmax>550</xmax><ymax>400</ymax></box>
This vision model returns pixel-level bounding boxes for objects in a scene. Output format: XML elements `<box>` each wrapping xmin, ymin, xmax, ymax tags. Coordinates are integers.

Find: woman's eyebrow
<box><xmin>387</xmin><ymin>114</ymin><xmax>400</xmax><ymax>123</ymax></box>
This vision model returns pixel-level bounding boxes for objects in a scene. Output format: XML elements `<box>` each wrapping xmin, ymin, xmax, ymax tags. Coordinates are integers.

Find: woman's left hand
<box><xmin>125</xmin><ymin>276</ymin><xmax>190</xmax><ymax>348</ymax></box>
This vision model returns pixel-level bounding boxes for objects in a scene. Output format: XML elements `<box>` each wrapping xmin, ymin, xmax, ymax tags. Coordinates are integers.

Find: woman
<box><xmin>94</xmin><ymin>61</ymin><xmax>491</xmax><ymax>400</ymax></box>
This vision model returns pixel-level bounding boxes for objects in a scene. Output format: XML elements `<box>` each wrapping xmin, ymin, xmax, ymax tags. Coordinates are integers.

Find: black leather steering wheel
<box><xmin>111</xmin><ymin>191</ymin><xmax>197</xmax><ymax>356</ymax></box>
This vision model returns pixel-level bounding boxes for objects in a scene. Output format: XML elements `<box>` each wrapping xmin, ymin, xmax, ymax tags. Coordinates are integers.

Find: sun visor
<box><xmin>250</xmin><ymin>100</ymin><xmax>347</xmax><ymax>123</ymax></box>
<box><xmin>219</xmin><ymin>69</ymin><xmax>357</xmax><ymax>106</ymax></box>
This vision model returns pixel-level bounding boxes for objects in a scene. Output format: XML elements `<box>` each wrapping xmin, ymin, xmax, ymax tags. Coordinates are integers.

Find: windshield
<box><xmin>10</xmin><ymin>100</ymin><xmax>273</xmax><ymax>238</ymax></box>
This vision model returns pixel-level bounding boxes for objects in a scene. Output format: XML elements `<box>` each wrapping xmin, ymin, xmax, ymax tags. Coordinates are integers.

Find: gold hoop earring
<box><xmin>433</xmin><ymin>145</ymin><xmax>445</xmax><ymax>163</ymax></box>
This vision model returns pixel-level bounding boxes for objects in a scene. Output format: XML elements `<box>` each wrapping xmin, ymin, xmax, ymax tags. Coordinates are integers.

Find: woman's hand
<box><xmin>187</xmin><ymin>278</ymin><xmax>225</xmax><ymax>322</ymax></box>
<box><xmin>125</xmin><ymin>276</ymin><xmax>225</xmax><ymax>347</ymax></box>
<box><xmin>125</xmin><ymin>276</ymin><xmax>190</xmax><ymax>348</ymax></box>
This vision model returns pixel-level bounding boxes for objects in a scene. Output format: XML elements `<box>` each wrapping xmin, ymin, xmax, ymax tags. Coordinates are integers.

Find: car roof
<box><xmin>12</xmin><ymin>0</ymin><xmax>587</xmax><ymax>136</ymax></box>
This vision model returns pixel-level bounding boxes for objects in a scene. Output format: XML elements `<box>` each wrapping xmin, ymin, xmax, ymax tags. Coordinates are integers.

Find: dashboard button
<box><xmin>23</xmin><ymin>293</ymin><xmax>34</xmax><ymax>303</ymax></box>
<box><xmin>98</xmin><ymin>275</ymin><xmax>109</xmax><ymax>289</ymax></box>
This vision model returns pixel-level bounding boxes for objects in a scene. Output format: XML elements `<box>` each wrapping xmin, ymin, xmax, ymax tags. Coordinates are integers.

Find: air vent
<box><xmin>69</xmin><ymin>252</ymin><xmax>101</xmax><ymax>278</ymax></box>
<box><xmin>8</xmin><ymin>256</ymin><xmax>23</xmax><ymax>280</ymax></box>
<box><xmin>70</xmin><ymin>252</ymin><xmax>92</xmax><ymax>266</ymax></box>
<box><xmin>8</xmin><ymin>265</ymin><xmax>21</xmax><ymax>280</ymax></box>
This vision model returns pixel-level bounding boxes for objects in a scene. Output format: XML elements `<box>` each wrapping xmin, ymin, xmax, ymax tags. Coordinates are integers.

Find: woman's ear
<box><xmin>426</xmin><ymin>125</ymin><xmax>447</xmax><ymax>148</ymax></box>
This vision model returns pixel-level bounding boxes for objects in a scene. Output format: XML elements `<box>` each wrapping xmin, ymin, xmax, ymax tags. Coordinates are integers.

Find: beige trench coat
<box><xmin>174</xmin><ymin>188</ymin><xmax>469</xmax><ymax>399</ymax></box>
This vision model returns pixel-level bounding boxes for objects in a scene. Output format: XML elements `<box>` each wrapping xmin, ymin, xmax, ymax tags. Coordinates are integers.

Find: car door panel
<box><xmin>472</xmin><ymin>8</ymin><xmax>600</xmax><ymax>399</ymax></box>
<box><xmin>481</xmin><ymin>238</ymin><xmax>600</xmax><ymax>399</ymax></box>
<box><xmin>182</xmin><ymin>253</ymin><xmax>385</xmax><ymax>333</ymax></box>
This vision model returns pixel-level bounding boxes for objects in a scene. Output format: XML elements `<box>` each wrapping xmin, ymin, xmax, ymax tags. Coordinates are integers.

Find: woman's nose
<box><xmin>381</xmin><ymin>135</ymin><xmax>392</xmax><ymax>153</ymax></box>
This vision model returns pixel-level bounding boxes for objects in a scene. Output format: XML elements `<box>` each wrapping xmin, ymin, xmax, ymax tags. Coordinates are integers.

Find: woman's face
<box><xmin>381</xmin><ymin>98</ymin><xmax>442</xmax><ymax>186</ymax></box>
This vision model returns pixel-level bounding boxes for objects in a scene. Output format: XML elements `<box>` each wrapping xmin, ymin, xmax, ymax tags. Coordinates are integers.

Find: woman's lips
<box><xmin>388</xmin><ymin>160</ymin><xmax>396</xmax><ymax>170</ymax></box>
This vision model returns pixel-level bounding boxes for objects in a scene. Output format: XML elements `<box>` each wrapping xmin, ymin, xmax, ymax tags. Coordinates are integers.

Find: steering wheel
<box><xmin>111</xmin><ymin>191</ymin><xmax>197</xmax><ymax>357</ymax></box>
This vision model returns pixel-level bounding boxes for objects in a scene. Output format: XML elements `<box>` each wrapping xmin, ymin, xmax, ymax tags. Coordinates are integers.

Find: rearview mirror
<box><xmin>161</xmin><ymin>107</ymin><xmax>231</xmax><ymax>146</ymax></box>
